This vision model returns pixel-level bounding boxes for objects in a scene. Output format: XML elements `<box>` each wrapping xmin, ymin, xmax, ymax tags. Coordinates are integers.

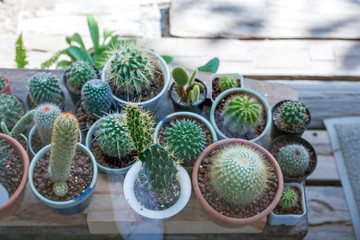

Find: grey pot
<box><xmin>210</xmin><ymin>73</ymin><xmax>244</xmax><ymax>103</ymax></box>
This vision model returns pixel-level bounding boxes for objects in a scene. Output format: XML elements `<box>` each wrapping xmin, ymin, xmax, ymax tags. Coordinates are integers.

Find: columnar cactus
<box><xmin>81</xmin><ymin>79</ymin><xmax>112</xmax><ymax>119</ymax></box>
<box><xmin>0</xmin><ymin>94</ymin><xmax>23</xmax><ymax>125</ymax></box>
<box><xmin>280</xmin><ymin>101</ymin><xmax>306</xmax><ymax>126</ymax></box>
<box><xmin>34</xmin><ymin>103</ymin><xmax>61</xmax><ymax>144</ymax></box>
<box><xmin>28</xmin><ymin>73</ymin><xmax>62</xmax><ymax>106</ymax></box>
<box><xmin>219</xmin><ymin>75</ymin><xmax>236</xmax><ymax>91</ymax></box>
<box><xmin>278</xmin><ymin>187</ymin><xmax>298</xmax><ymax>209</ymax></box>
<box><xmin>210</xmin><ymin>144</ymin><xmax>269</xmax><ymax>206</ymax></box>
<box><xmin>10</xmin><ymin>109</ymin><xmax>35</xmax><ymax>138</ymax></box>
<box><xmin>277</xmin><ymin>144</ymin><xmax>309</xmax><ymax>177</ymax></box>
<box><xmin>0</xmin><ymin>74</ymin><xmax>5</xmax><ymax>92</ymax></box>
<box><xmin>164</xmin><ymin>119</ymin><xmax>205</xmax><ymax>163</ymax></box>
<box><xmin>65</xmin><ymin>61</ymin><xmax>97</xmax><ymax>92</ymax></box>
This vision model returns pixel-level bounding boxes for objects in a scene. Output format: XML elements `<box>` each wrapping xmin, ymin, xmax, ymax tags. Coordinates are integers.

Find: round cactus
<box><xmin>52</xmin><ymin>181</ymin><xmax>68</xmax><ymax>197</ymax></box>
<box><xmin>164</xmin><ymin>119</ymin><xmax>205</xmax><ymax>163</ymax></box>
<box><xmin>280</xmin><ymin>101</ymin><xmax>306</xmax><ymax>126</ymax></box>
<box><xmin>0</xmin><ymin>74</ymin><xmax>5</xmax><ymax>91</ymax></box>
<box><xmin>34</xmin><ymin>103</ymin><xmax>61</xmax><ymax>144</ymax></box>
<box><xmin>95</xmin><ymin>113</ymin><xmax>134</xmax><ymax>158</ymax></box>
<box><xmin>277</xmin><ymin>144</ymin><xmax>309</xmax><ymax>177</ymax></box>
<box><xmin>210</xmin><ymin>144</ymin><xmax>269</xmax><ymax>206</ymax></box>
<box><xmin>0</xmin><ymin>94</ymin><xmax>23</xmax><ymax>125</ymax></box>
<box><xmin>28</xmin><ymin>73</ymin><xmax>62</xmax><ymax>107</ymax></box>
<box><xmin>219</xmin><ymin>75</ymin><xmax>236</xmax><ymax>91</ymax></box>
<box><xmin>81</xmin><ymin>79</ymin><xmax>112</xmax><ymax>119</ymax></box>
<box><xmin>65</xmin><ymin>61</ymin><xmax>97</xmax><ymax>92</ymax></box>
<box><xmin>278</xmin><ymin>187</ymin><xmax>298</xmax><ymax>209</ymax></box>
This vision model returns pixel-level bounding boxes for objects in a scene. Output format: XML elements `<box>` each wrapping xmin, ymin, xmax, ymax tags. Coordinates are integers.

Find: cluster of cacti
<box><xmin>172</xmin><ymin>66</ymin><xmax>205</xmax><ymax>105</ymax></box>
<box><xmin>280</xmin><ymin>101</ymin><xmax>306</xmax><ymax>126</ymax></box>
<box><xmin>34</xmin><ymin>103</ymin><xmax>61</xmax><ymax>144</ymax></box>
<box><xmin>277</xmin><ymin>144</ymin><xmax>309</xmax><ymax>177</ymax></box>
<box><xmin>0</xmin><ymin>94</ymin><xmax>23</xmax><ymax>125</ymax></box>
<box><xmin>0</xmin><ymin>74</ymin><xmax>5</xmax><ymax>91</ymax></box>
<box><xmin>278</xmin><ymin>187</ymin><xmax>298</xmax><ymax>209</ymax></box>
<box><xmin>65</xmin><ymin>61</ymin><xmax>97</xmax><ymax>92</ymax></box>
<box><xmin>164</xmin><ymin>119</ymin><xmax>205</xmax><ymax>163</ymax></box>
<box><xmin>219</xmin><ymin>75</ymin><xmax>236</xmax><ymax>91</ymax></box>
<box><xmin>81</xmin><ymin>80</ymin><xmax>112</xmax><ymax>119</ymax></box>
<box><xmin>28</xmin><ymin>73</ymin><xmax>62</xmax><ymax>107</ymax></box>
<box><xmin>222</xmin><ymin>95</ymin><xmax>261</xmax><ymax>133</ymax></box>
<box><xmin>209</xmin><ymin>144</ymin><xmax>269</xmax><ymax>206</ymax></box>
<box><xmin>48</xmin><ymin>113</ymin><xmax>79</xmax><ymax>197</ymax></box>
<box><xmin>0</xmin><ymin>141</ymin><xmax>13</xmax><ymax>176</ymax></box>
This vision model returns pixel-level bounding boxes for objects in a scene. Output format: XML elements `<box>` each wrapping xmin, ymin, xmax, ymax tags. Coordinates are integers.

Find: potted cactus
<box><xmin>210</xmin><ymin>88</ymin><xmax>271</xmax><ymax>143</ymax></box>
<box><xmin>27</xmin><ymin>73</ymin><xmax>65</xmax><ymax>109</ymax></box>
<box><xmin>63</xmin><ymin>61</ymin><xmax>99</xmax><ymax>104</ymax></box>
<box><xmin>169</xmin><ymin>67</ymin><xmax>207</xmax><ymax>114</ymax></box>
<box><xmin>268</xmin><ymin>135</ymin><xmax>317</xmax><ymax>182</ymax></box>
<box><xmin>210</xmin><ymin>73</ymin><xmax>244</xmax><ymax>102</ymax></box>
<box><xmin>101</xmin><ymin>43</ymin><xmax>170</xmax><ymax>111</ymax></box>
<box><xmin>29</xmin><ymin>113</ymin><xmax>97</xmax><ymax>215</ymax></box>
<box><xmin>271</xmin><ymin>100</ymin><xmax>311</xmax><ymax>138</ymax></box>
<box><xmin>0</xmin><ymin>73</ymin><xmax>12</xmax><ymax>95</ymax></box>
<box><xmin>0</xmin><ymin>94</ymin><xmax>27</xmax><ymax>130</ymax></box>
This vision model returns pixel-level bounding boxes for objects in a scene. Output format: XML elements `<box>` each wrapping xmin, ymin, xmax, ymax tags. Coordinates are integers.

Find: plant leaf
<box><xmin>15</xmin><ymin>33</ymin><xmax>29</xmax><ymax>68</ymax></box>
<box><xmin>66</xmin><ymin>33</ymin><xmax>86</xmax><ymax>49</ymax></box>
<box><xmin>56</xmin><ymin>60</ymin><xmax>72</xmax><ymax>69</ymax></box>
<box><xmin>197</xmin><ymin>57</ymin><xmax>220</xmax><ymax>73</ymax></box>
<box><xmin>41</xmin><ymin>49</ymin><xmax>68</xmax><ymax>69</ymax></box>
<box><xmin>103</xmin><ymin>29</ymin><xmax>115</xmax><ymax>44</ymax></box>
<box><xmin>161</xmin><ymin>55</ymin><xmax>173</xmax><ymax>64</ymax></box>
<box><xmin>67</xmin><ymin>46</ymin><xmax>93</xmax><ymax>63</ymax></box>
<box><xmin>87</xmin><ymin>14</ymin><xmax>100</xmax><ymax>55</ymax></box>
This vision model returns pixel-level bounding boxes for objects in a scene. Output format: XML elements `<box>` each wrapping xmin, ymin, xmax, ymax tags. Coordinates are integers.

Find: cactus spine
<box><xmin>277</xmin><ymin>144</ymin><xmax>309</xmax><ymax>177</ymax></box>
<box><xmin>34</xmin><ymin>103</ymin><xmax>61</xmax><ymax>144</ymax></box>
<box><xmin>10</xmin><ymin>109</ymin><xmax>35</xmax><ymax>138</ymax></box>
<box><xmin>28</xmin><ymin>73</ymin><xmax>62</xmax><ymax>107</ymax></box>
<box><xmin>65</xmin><ymin>61</ymin><xmax>97</xmax><ymax>92</ymax></box>
<box><xmin>0</xmin><ymin>94</ymin><xmax>23</xmax><ymax>125</ymax></box>
<box><xmin>280</xmin><ymin>101</ymin><xmax>306</xmax><ymax>126</ymax></box>
<box><xmin>278</xmin><ymin>187</ymin><xmax>298</xmax><ymax>209</ymax></box>
<box><xmin>219</xmin><ymin>75</ymin><xmax>236</xmax><ymax>91</ymax></box>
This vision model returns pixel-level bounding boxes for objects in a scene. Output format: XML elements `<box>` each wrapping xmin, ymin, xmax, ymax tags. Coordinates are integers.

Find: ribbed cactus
<box><xmin>219</xmin><ymin>75</ymin><xmax>236</xmax><ymax>91</ymax></box>
<box><xmin>188</xmin><ymin>85</ymin><xmax>200</xmax><ymax>105</ymax></box>
<box><xmin>95</xmin><ymin>113</ymin><xmax>134</xmax><ymax>158</ymax></box>
<box><xmin>34</xmin><ymin>103</ymin><xmax>61</xmax><ymax>144</ymax></box>
<box><xmin>28</xmin><ymin>73</ymin><xmax>62</xmax><ymax>107</ymax></box>
<box><xmin>65</xmin><ymin>61</ymin><xmax>97</xmax><ymax>92</ymax></box>
<box><xmin>48</xmin><ymin>113</ymin><xmax>79</xmax><ymax>197</ymax></box>
<box><xmin>277</xmin><ymin>144</ymin><xmax>309</xmax><ymax>177</ymax></box>
<box><xmin>280</xmin><ymin>101</ymin><xmax>306</xmax><ymax>126</ymax></box>
<box><xmin>138</xmin><ymin>143</ymin><xmax>178</xmax><ymax>192</ymax></box>
<box><xmin>278</xmin><ymin>187</ymin><xmax>298</xmax><ymax>209</ymax></box>
<box><xmin>9</xmin><ymin>109</ymin><xmax>35</xmax><ymax>138</ymax></box>
<box><xmin>81</xmin><ymin>79</ymin><xmax>112</xmax><ymax>119</ymax></box>
<box><xmin>165</xmin><ymin>119</ymin><xmax>205</xmax><ymax>163</ymax></box>
<box><xmin>0</xmin><ymin>94</ymin><xmax>23</xmax><ymax>125</ymax></box>
<box><xmin>210</xmin><ymin>144</ymin><xmax>269</xmax><ymax>206</ymax></box>
<box><xmin>0</xmin><ymin>74</ymin><xmax>5</xmax><ymax>91</ymax></box>
<box><xmin>222</xmin><ymin>96</ymin><xmax>261</xmax><ymax>133</ymax></box>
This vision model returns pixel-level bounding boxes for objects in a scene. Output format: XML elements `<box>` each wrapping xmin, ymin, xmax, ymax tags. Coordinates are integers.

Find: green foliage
<box><xmin>278</xmin><ymin>187</ymin><xmax>298</xmax><ymax>209</ymax></box>
<box><xmin>209</xmin><ymin>144</ymin><xmax>269</xmax><ymax>206</ymax></box>
<box><xmin>65</xmin><ymin>61</ymin><xmax>97</xmax><ymax>92</ymax></box>
<box><xmin>280</xmin><ymin>101</ymin><xmax>306</xmax><ymax>126</ymax></box>
<box><xmin>15</xmin><ymin>33</ymin><xmax>29</xmax><ymax>69</ymax></box>
<box><xmin>34</xmin><ymin>103</ymin><xmax>61</xmax><ymax>144</ymax></box>
<box><xmin>219</xmin><ymin>75</ymin><xmax>236</xmax><ymax>91</ymax></box>
<box><xmin>197</xmin><ymin>57</ymin><xmax>219</xmax><ymax>73</ymax></box>
<box><xmin>28</xmin><ymin>73</ymin><xmax>62</xmax><ymax>107</ymax></box>
<box><xmin>0</xmin><ymin>94</ymin><xmax>23</xmax><ymax>125</ymax></box>
<box><xmin>161</xmin><ymin>55</ymin><xmax>173</xmax><ymax>64</ymax></box>
<box><xmin>277</xmin><ymin>144</ymin><xmax>309</xmax><ymax>177</ymax></box>
<box><xmin>0</xmin><ymin>141</ymin><xmax>13</xmax><ymax>176</ymax></box>
<box><xmin>0</xmin><ymin>75</ymin><xmax>6</xmax><ymax>92</ymax></box>
<box><xmin>10</xmin><ymin>109</ymin><xmax>35</xmax><ymax>138</ymax></box>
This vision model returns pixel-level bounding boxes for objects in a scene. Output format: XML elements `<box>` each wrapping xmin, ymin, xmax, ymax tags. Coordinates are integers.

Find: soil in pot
<box><xmin>75</xmin><ymin>102</ymin><xmax>98</xmax><ymax>132</ymax></box>
<box><xmin>212</xmin><ymin>77</ymin><xmax>242</xmax><ymax>101</ymax></box>
<box><xmin>32</xmin><ymin>149</ymin><xmax>93</xmax><ymax>201</ymax></box>
<box><xmin>273</xmin><ymin>186</ymin><xmax>303</xmax><ymax>215</ymax></box>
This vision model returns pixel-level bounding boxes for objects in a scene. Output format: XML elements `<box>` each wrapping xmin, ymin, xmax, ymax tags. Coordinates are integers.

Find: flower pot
<box><xmin>28</xmin><ymin>143</ymin><xmax>98</xmax><ymax>215</ymax></box>
<box><xmin>210</xmin><ymin>73</ymin><xmax>244</xmax><ymax>103</ymax></box>
<box><xmin>26</xmin><ymin>90</ymin><xmax>66</xmax><ymax>110</ymax></box>
<box><xmin>271</xmin><ymin>100</ymin><xmax>311</xmax><ymax>139</ymax></box>
<box><xmin>192</xmin><ymin>138</ymin><xmax>283</xmax><ymax>228</ymax></box>
<box><xmin>0</xmin><ymin>133</ymin><xmax>29</xmax><ymax>220</ymax></box>
<box><xmin>268</xmin><ymin>135</ymin><xmax>317</xmax><ymax>183</ymax></box>
<box><xmin>0</xmin><ymin>75</ymin><xmax>12</xmax><ymax>95</ymax></box>
<box><xmin>210</xmin><ymin>88</ymin><xmax>271</xmax><ymax>143</ymax></box>
<box><xmin>101</xmin><ymin>49</ymin><xmax>170</xmax><ymax>112</ymax></box>
<box><xmin>169</xmin><ymin>79</ymin><xmax>208</xmax><ymax>115</ymax></box>
<box><xmin>268</xmin><ymin>183</ymin><xmax>306</xmax><ymax>226</ymax></box>
<box><xmin>123</xmin><ymin>160</ymin><xmax>192</xmax><ymax>220</ymax></box>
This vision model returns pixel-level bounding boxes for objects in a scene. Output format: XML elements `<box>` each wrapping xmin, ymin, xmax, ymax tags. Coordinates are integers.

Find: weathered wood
<box><xmin>306</xmin><ymin>225</ymin><xmax>355</xmax><ymax>240</ymax></box>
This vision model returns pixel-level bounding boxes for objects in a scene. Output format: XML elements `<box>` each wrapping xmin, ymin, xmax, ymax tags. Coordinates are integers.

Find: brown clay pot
<box><xmin>0</xmin><ymin>75</ymin><xmax>12</xmax><ymax>95</ymax></box>
<box><xmin>192</xmin><ymin>138</ymin><xmax>284</xmax><ymax>228</ymax></box>
<box><xmin>0</xmin><ymin>133</ymin><xmax>29</xmax><ymax>220</ymax></box>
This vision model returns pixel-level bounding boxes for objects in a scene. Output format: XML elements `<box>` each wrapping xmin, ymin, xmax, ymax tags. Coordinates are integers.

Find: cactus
<box><xmin>34</xmin><ymin>103</ymin><xmax>61</xmax><ymax>145</ymax></box>
<box><xmin>138</xmin><ymin>143</ymin><xmax>178</xmax><ymax>192</ymax></box>
<box><xmin>209</xmin><ymin>144</ymin><xmax>269</xmax><ymax>206</ymax></box>
<box><xmin>81</xmin><ymin>79</ymin><xmax>112</xmax><ymax>119</ymax></box>
<box><xmin>9</xmin><ymin>109</ymin><xmax>35</xmax><ymax>138</ymax></box>
<box><xmin>65</xmin><ymin>61</ymin><xmax>97</xmax><ymax>92</ymax></box>
<box><xmin>278</xmin><ymin>187</ymin><xmax>298</xmax><ymax>209</ymax></box>
<box><xmin>52</xmin><ymin>181</ymin><xmax>68</xmax><ymax>197</ymax></box>
<box><xmin>222</xmin><ymin>95</ymin><xmax>261</xmax><ymax>133</ymax></box>
<box><xmin>0</xmin><ymin>94</ymin><xmax>23</xmax><ymax>125</ymax></box>
<box><xmin>0</xmin><ymin>74</ymin><xmax>5</xmax><ymax>92</ymax></box>
<box><xmin>0</xmin><ymin>141</ymin><xmax>13</xmax><ymax>176</ymax></box>
<box><xmin>277</xmin><ymin>144</ymin><xmax>309</xmax><ymax>177</ymax></box>
<box><xmin>280</xmin><ymin>101</ymin><xmax>306</xmax><ymax>126</ymax></box>
<box><xmin>28</xmin><ymin>72</ymin><xmax>62</xmax><ymax>107</ymax></box>
<box><xmin>164</xmin><ymin>119</ymin><xmax>205</xmax><ymax>163</ymax></box>
<box><xmin>188</xmin><ymin>85</ymin><xmax>200</xmax><ymax>105</ymax></box>
<box><xmin>219</xmin><ymin>75</ymin><xmax>236</xmax><ymax>91</ymax></box>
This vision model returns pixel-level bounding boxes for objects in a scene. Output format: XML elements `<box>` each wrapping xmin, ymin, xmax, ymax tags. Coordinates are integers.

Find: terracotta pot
<box><xmin>192</xmin><ymin>138</ymin><xmax>283</xmax><ymax>228</ymax></box>
<box><xmin>0</xmin><ymin>133</ymin><xmax>29</xmax><ymax>220</ymax></box>
<box><xmin>0</xmin><ymin>75</ymin><xmax>12</xmax><ymax>95</ymax></box>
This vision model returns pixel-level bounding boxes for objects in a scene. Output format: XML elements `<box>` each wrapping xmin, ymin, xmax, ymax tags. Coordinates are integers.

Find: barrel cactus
<box><xmin>0</xmin><ymin>94</ymin><xmax>23</xmax><ymax>125</ymax></box>
<box><xmin>219</xmin><ymin>75</ymin><xmax>236</xmax><ymax>91</ymax></box>
<box><xmin>280</xmin><ymin>101</ymin><xmax>306</xmax><ymax>126</ymax></box>
<box><xmin>65</xmin><ymin>61</ymin><xmax>97</xmax><ymax>92</ymax></box>
<box><xmin>34</xmin><ymin>103</ymin><xmax>61</xmax><ymax>144</ymax></box>
<box><xmin>277</xmin><ymin>144</ymin><xmax>309</xmax><ymax>177</ymax></box>
<box><xmin>81</xmin><ymin>79</ymin><xmax>112</xmax><ymax>119</ymax></box>
<box><xmin>28</xmin><ymin>73</ymin><xmax>62</xmax><ymax>107</ymax></box>
<box><xmin>278</xmin><ymin>187</ymin><xmax>298</xmax><ymax>209</ymax></box>
<box><xmin>209</xmin><ymin>144</ymin><xmax>269</xmax><ymax>206</ymax></box>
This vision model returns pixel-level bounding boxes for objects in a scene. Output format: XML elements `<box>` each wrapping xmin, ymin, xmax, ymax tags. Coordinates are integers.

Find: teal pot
<box><xmin>28</xmin><ymin>143</ymin><xmax>98</xmax><ymax>215</ymax></box>
<box><xmin>101</xmin><ymin>49</ymin><xmax>170</xmax><ymax>112</ymax></box>
<box><xmin>210</xmin><ymin>88</ymin><xmax>271</xmax><ymax>143</ymax></box>
<box><xmin>210</xmin><ymin>73</ymin><xmax>244</xmax><ymax>103</ymax></box>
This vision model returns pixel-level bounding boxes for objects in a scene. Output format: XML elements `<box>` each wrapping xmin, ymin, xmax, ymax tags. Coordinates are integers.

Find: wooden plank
<box><xmin>306</xmin><ymin>225</ymin><xmax>355</xmax><ymax>240</ymax></box>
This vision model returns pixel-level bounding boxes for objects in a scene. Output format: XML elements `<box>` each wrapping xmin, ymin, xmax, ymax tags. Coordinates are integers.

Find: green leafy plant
<box><xmin>280</xmin><ymin>101</ymin><xmax>306</xmax><ymax>126</ymax></box>
<box><xmin>197</xmin><ymin>57</ymin><xmax>219</xmax><ymax>73</ymax></box>
<box><xmin>219</xmin><ymin>75</ymin><xmax>236</xmax><ymax>91</ymax></box>
<box><xmin>65</xmin><ymin>61</ymin><xmax>97</xmax><ymax>92</ymax></box>
<box><xmin>0</xmin><ymin>141</ymin><xmax>13</xmax><ymax>176</ymax></box>
<box><xmin>15</xmin><ymin>33</ymin><xmax>29</xmax><ymax>69</ymax></box>
<box><xmin>278</xmin><ymin>187</ymin><xmax>298</xmax><ymax>209</ymax></box>
<box><xmin>28</xmin><ymin>73</ymin><xmax>62</xmax><ymax>107</ymax></box>
<box><xmin>277</xmin><ymin>144</ymin><xmax>309</xmax><ymax>177</ymax></box>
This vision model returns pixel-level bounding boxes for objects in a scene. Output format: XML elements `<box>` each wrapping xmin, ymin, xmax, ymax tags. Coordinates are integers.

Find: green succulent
<box><xmin>9</xmin><ymin>109</ymin><xmax>35</xmax><ymax>138</ymax></box>
<box><xmin>28</xmin><ymin>73</ymin><xmax>62</xmax><ymax>107</ymax></box>
<box><xmin>34</xmin><ymin>103</ymin><xmax>61</xmax><ymax>145</ymax></box>
<box><xmin>277</xmin><ymin>144</ymin><xmax>309</xmax><ymax>177</ymax></box>
<box><xmin>0</xmin><ymin>141</ymin><xmax>14</xmax><ymax>176</ymax></box>
<box><xmin>65</xmin><ymin>61</ymin><xmax>97</xmax><ymax>92</ymax></box>
<box><xmin>0</xmin><ymin>75</ymin><xmax>5</xmax><ymax>92</ymax></box>
<box><xmin>219</xmin><ymin>75</ymin><xmax>236</xmax><ymax>91</ymax></box>
<box><xmin>278</xmin><ymin>187</ymin><xmax>298</xmax><ymax>209</ymax></box>
<box><xmin>280</xmin><ymin>101</ymin><xmax>306</xmax><ymax>126</ymax></box>
<box><xmin>0</xmin><ymin>94</ymin><xmax>23</xmax><ymax>125</ymax></box>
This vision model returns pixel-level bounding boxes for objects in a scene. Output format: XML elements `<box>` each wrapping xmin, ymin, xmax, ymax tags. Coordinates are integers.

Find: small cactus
<box><xmin>219</xmin><ymin>75</ymin><xmax>236</xmax><ymax>91</ymax></box>
<box><xmin>0</xmin><ymin>94</ymin><xmax>23</xmax><ymax>125</ymax></box>
<box><xmin>52</xmin><ymin>181</ymin><xmax>68</xmax><ymax>197</ymax></box>
<box><xmin>188</xmin><ymin>85</ymin><xmax>200</xmax><ymax>105</ymax></box>
<box><xmin>210</xmin><ymin>144</ymin><xmax>269</xmax><ymax>206</ymax></box>
<box><xmin>65</xmin><ymin>61</ymin><xmax>97</xmax><ymax>92</ymax></box>
<box><xmin>28</xmin><ymin>73</ymin><xmax>62</xmax><ymax>107</ymax></box>
<box><xmin>278</xmin><ymin>187</ymin><xmax>298</xmax><ymax>209</ymax></box>
<box><xmin>10</xmin><ymin>109</ymin><xmax>35</xmax><ymax>138</ymax></box>
<box><xmin>81</xmin><ymin>79</ymin><xmax>112</xmax><ymax>119</ymax></box>
<box><xmin>0</xmin><ymin>74</ymin><xmax>5</xmax><ymax>92</ymax></box>
<box><xmin>280</xmin><ymin>101</ymin><xmax>306</xmax><ymax>126</ymax></box>
<box><xmin>34</xmin><ymin>103</ymin><xmax>61</xmax><ymax>145</ymax></box>
<box><xmin>277</xmin><ymin>144</ymin><xmax>309</xmax><ymax>177</ymax></box>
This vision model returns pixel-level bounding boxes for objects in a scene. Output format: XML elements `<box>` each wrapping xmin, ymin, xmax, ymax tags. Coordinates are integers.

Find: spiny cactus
<box><xmin>48</xmin><ymin>113</ymin><xmax>79</xmax><ymax>197</ymax></box>
<box><xmin>188</xmin><ymin>85</ymin><xmax>200</xmax><ymax>105</ymax></box>
<box><xmin>277</xmin><ymin>144</ymin><xmax>309</xmax><ymax>177</ymax></box>
<box><xmin>28</xmin><ymin>73</ymin><xmax>62</xmax><ymax>107</ymax></box>
<box><xmin>34</xmin><ymin>103</ymin><xmax>61</xmax><ymax>145</ymax></box>
<box><xmin>219</xmin><ymin>75</ymin><xmax>236</xmax><ymax>91</ymax></box>
<box><xmin>65</xmin><ymin>61</ymin><xmax>97</xmax><ymax>92</ymax></box>
<box><xmin>81</xmin><ymin>79</ymin><xmax>112</xmax><ymax>119</ymax></box>
<box><xmin>0</xmin><ymin>74</ymin><xmax>5</xmax><ymax>92</ymax></box>
<box><xmin>278</xmin><ymin>187</ymin><xmax>298</xmax><ymax>209</ymax></box>
<box><xmin>222</xmin><ymin>95</ymin><xmax>261</xmax><ymax>133</ymax></box>
<box><xmin>165</xmin><ymin>119</ymin><xmax>205</xmax><ymax>163</ymax></box>
<box><xmin>280</xmin><ymin>101</ymin><xmax>306</xmax><ymax>126</ymax></box>
<box><xmin>138</xmin><ymin>143</ymin><xmax>178</xmax><ymax>192</ymax></box>
<box><xmin>210</xmin><ymin>144</ymin><xmax>269</xmax><ymax>206</ymax></box>
<box><xmin>0</xmin><ymin>94</ymin><xmax>23</xmax><ymax>125</ymax></box>
<box><xmin>0</xmin><ymin>141</ymin><xmax>13</xmax><ymax>176</ymax></box>
<box><xmin>9</xmin><ymin>109</ymin><xmax>35</xmax><ymax>138</ymax></box>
